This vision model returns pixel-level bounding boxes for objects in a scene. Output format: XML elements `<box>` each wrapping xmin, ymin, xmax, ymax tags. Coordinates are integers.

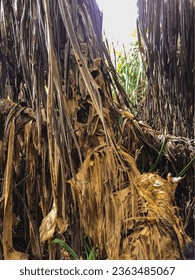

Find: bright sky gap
<box><xmin>96</xmin><ymin>0</ymin><xmax>138</xmax><ymax>48</ymax></box>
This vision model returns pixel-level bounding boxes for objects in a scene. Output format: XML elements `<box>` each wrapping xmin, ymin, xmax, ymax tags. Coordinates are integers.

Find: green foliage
<box><xmin>149</xmin><ymin>136</ymin><xmax>167</xmax><ymax>173</ymax></box>
<box><xmin>113</xmin><ymin>41</ymin><xmax>146</xmax><ymax>112</ymax></box>
<box><xmin>83</xmin><ymin>239</ymin><xmax>97</xmax><ymax>260</ymax></box>
<box><xmin>52</xmin><ymin>238</ymin><xmax>97</xmax><ymax>260</ymax></box>
<box><xmin>52</xmin><ymin>239</ymin><xmax>80</xmax><ymax>260</ymax></box>
<box><xmin>176</xmin><ymin>157</ymin><xmax>195</xmax><ymax>178</ymax></box>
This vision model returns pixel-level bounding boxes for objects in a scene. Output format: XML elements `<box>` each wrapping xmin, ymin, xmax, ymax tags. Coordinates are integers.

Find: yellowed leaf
<box><xmin>7</xmin><ymin>248</ymin><xmax>28</xmax><ymax>260</ymax></box>
<box><xmin>56</xmin><ymin>217</ymin><xmax>68</xmax><ymax>234</ymax></box>
<box><xmin>39</xmin><ymin>202</ymin><xmax>57</xmax><ymax>243</ymax></box>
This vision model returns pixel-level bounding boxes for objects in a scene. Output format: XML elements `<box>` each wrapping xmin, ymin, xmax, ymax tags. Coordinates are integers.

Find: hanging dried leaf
<box><xmin>0</xmin><ymin>0</ymin><xmax>192</xmax><ymax>260</ymax></box>
<box><xmin>39</xmin><ymin>202</ymin><xmax>58</xmax><ymax>243</ymax></box>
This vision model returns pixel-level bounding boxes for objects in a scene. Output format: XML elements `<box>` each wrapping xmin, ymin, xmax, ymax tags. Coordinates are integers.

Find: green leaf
<box><xmin>149</xmin><ymin>136</ymin><xmax>166</xmax><ymax>172</ymax></box>
<box><xmin>52</xmin><ymin>239</ymin><xmax>80</xmax><ymax>260</ymax></box>
<box><xmin>84</xmin><ymin>239</ymin><xmax>96</xmax><ymax>260</ymax></box>
<box><xmin>176</xmin><ymin>157</ymin><xmax>195</xmax><ymax>177</ymax></box>
<box><xmin>87</xmin><ymin>247</ymin><xmax>95</xmax><ymax>260</ymax></box>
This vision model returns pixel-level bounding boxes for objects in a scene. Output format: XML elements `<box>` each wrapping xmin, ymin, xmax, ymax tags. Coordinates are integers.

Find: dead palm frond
<box><xmin>0</xmin><ymin>0</ymin><xmax>193</xmax><ymax>260</ymax></box>
<box><xmin>137</xmin><ymin>0</ymin><xmax>194</xmax><ymax>139</ymax></box>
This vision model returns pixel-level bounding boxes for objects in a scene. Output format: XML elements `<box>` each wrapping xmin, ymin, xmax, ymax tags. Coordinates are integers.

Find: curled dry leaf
<box><xmin>39</xmin><ymin>202</ymin><xmax>58</xmax><ymax>243</ymax></box>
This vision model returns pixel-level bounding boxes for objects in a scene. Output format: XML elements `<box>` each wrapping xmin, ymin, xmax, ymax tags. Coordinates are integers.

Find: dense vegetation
<box><xmin>0</xmin><ymin>0</ymin><xmax>194</xmax><ymax>260</ymax></box>
<box><xmin>113</xmin><ymin>42</ymin><xmax>146</xmax><ymax>114</ymax></box>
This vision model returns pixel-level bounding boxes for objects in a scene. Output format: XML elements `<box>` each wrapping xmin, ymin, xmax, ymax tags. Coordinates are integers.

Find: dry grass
<box><xmin>0</xmin><ymin>0</ymin><xmax>193</xmax><ymax>259</ymax></box>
